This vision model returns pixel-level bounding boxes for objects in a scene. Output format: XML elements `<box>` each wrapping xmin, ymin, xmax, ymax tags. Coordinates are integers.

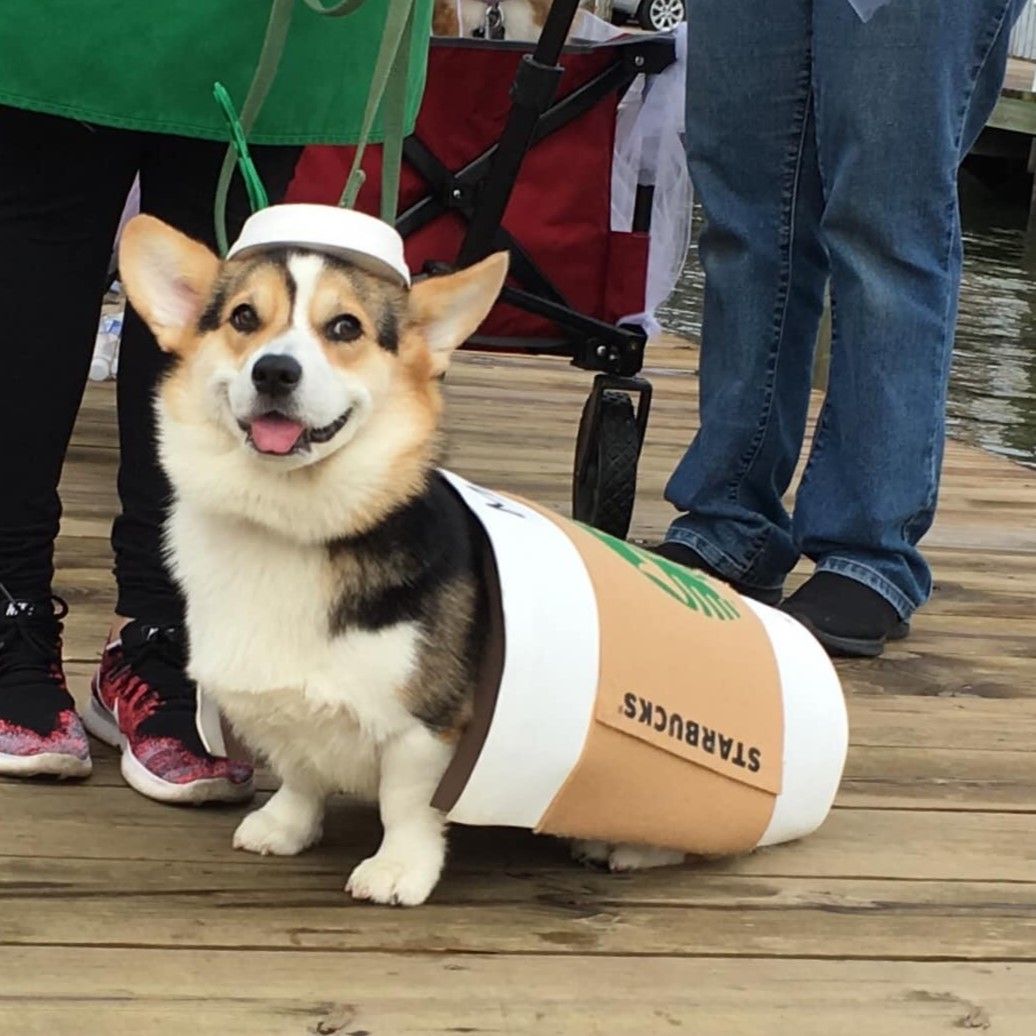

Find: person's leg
<box><xmin>0</xmin><ymin>106</ymin><xmax>137</xmax><ymax>776</ymax></box>
<box><xmin>87</xmin><ymin>137</ymin><xmax>300</xmax><ymax>803</ymax></box>
<box><xmin>662</xmin><ymin>0</ymin><xmax>828</xmax><ymax>600</ymax></box>
<box><xmin>787</xmin><ymin>0</ymin><xmax>1023</xmax><ymax>644</ymax></box>
<box><xmin>0</xmin><ymin>107</ymin><xmax>137</xmax><ymax>599</ymax></box>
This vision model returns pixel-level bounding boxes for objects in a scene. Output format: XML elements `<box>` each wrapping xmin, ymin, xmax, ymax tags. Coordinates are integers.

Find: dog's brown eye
<box><xmin>326</xmin><ymin>314</ymin><xmax>362</xmax><ymax>343</ymax></box>
<box><xmin>230</xmin><ymin>303</ymin><xmax>260</xmax><ymax>334</ymax></box>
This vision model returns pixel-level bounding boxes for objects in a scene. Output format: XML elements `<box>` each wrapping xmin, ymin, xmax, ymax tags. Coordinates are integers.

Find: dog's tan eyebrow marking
<box><xmin>196</xmin><ymin>259</ymin><xmax>260</xmax><ymax>332</ymax></box>
<box><xmin>245</xmin><ymin>248</ymin><xmax>298</xmax><ymax>316</ymax></box>
<box><xmin>196</xmin><ymin>252</ymin><xmax>297</xmax><ymax>334</ymax></box>
<box><xmin>319</xmin><ymin>254</ymin><xmax>402</xmax><ymax>353</ymax></box>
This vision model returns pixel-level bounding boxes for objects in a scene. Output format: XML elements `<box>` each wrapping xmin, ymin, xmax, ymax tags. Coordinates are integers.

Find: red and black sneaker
<box><xmin>0</xmin><ymin>588</ymin><xmax>91</xmax><ymax>779</ymax></box>
<box><xmin>84</xmin><ymin>620</ymin><xmax>253</xmax><ymax>805</ymax></box>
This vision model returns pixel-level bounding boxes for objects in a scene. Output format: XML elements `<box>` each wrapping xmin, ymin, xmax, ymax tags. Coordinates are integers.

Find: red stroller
<box><xmin>287</xmin><ymin>0</ymin><xmax>680</xmax><ymax>537</ymax></box>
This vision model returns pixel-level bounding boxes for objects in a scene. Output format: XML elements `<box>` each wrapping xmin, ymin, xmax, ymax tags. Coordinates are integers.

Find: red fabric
<box><xmin>287</xmin><ymin>41</ymin><xmax>648</xmax><ymax>342</ymax></box>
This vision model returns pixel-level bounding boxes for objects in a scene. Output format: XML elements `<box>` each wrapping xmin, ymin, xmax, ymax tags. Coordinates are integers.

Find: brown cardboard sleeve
<box><xmin>533</xmin><ymin>515</ymin><xmax>783</xmax><ymax>854</ymax></box>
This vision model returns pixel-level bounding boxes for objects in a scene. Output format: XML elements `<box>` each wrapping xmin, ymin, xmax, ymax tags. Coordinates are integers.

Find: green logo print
<box><xmin>578</xmin><ymin>525</ymin><xmax>741</xmax><ymax>621</ymax></box>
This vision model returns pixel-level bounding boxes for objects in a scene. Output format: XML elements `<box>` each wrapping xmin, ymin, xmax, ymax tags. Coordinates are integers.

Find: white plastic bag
<box><xmin>91</xmin><ymin>178</ymin><xmax>139</xmax><ymax>382</ymax></box>
<box><xmin>611</xmin><ymin>23</ymin><xmax>692</xmax><ymax>336</ymax></box>
<box><xmin>90</xmin><ymin>310</ymin><xmax>123</xmax><ymax>383</ymax></box>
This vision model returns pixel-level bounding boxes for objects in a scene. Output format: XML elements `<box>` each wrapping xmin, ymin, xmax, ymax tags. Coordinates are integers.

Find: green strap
<box><xmin>213</xmin><ymin>0</ymin><xmax>295</xmax><ymax>255</ymax></box>
<box><xmin>299</xmin><ymin>0</ymin><xmax>367</xmax><ymax>12</ymax></box>
<box><xmin>214</xmin><ymin>0</ymin><xmax>416</xmax><ymax>255</ymax></box>
<box><xmin>213</xmin><ymin>83</ymin><xmax>269</xmax><ymax>214</ymax></box>
<box><xmin>336</xmin><ymin>0</ymin><xmax>415</xmax><ymax>222</ymax></box>
<box><xmin>377</xmin><ymin>8</ymin><xmax>412</xmax><ymax>225</ymax></box>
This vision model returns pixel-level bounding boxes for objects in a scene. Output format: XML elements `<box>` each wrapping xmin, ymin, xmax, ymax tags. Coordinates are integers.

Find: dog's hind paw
<box><xmin>606</xmin><ymin>844</ymin><xmax>686</xmax><ymax>872</ymax></box>
<box><xmin>570</xmin><ymin>839</ymin><xmax>612</xmax><ymax>868</ymax></box>
<box><xmin>571</xmin><ymin>839</ymin><xmax>685</xmax><ymax>872</ymax></box>
<box><xmin>232</xmin><ymin>805</ymin><xmax>322</xmax><ymax>856</ymax></box>
<box><xmin>346</xmin><ymin>851</ymin><xmax>442</xmax><ymax>907</ymax></box>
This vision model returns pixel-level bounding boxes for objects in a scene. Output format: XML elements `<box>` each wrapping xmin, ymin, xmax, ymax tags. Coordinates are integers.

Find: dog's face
<box><xmin>121</xmin><ymin>215</ymin><xmax>507</xmax><ymax>469</ymax></box>
<box><xmin>118</xmin><ymin>214</ymin><xmax>507</xmax><ymax>539</ymax></box>
<box><xmin>208</xmin><ymin>248</ymin><xmax>399</xmax><ymax>465</ymax></box>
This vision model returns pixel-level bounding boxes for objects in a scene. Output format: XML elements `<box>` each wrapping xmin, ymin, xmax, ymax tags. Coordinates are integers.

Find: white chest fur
<box><xmin>166</xmin><ymin>501</ymin><xmax>422</xmax><ymax>795</ymax></box>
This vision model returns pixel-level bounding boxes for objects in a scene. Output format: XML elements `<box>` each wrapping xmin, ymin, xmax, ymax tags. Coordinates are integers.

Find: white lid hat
<box><xmin>227</xmin><ymin>203</ymin><xmax>411</xmax><ymax>288</ymax></box>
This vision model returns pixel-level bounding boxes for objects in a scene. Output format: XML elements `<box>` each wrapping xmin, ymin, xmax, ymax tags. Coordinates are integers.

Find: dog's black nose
<box><xmin>252</xmin><ymin>354</ymin><xmax>302</xmax><ymax>397</ymax></box>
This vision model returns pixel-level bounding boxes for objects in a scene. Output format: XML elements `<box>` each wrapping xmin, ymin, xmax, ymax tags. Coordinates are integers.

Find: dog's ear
<box><xmin>408</xmin><ymin>252</ymin><xmax>508</xmax><ymax>376</ymax></box>
<box><xmin>119</xmin><ymin>215</ymin><xmax>220</xmax><ymax>352</ymax></box>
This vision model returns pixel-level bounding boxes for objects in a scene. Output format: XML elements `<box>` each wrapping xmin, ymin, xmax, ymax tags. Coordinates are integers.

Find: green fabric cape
<box><xmin>0</xmin><ymin>0</ymin><xmax>432</xmax><ymax>144</ymax></box>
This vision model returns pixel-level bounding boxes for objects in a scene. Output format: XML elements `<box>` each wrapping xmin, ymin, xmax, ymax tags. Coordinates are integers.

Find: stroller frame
<box><xmin>398</xmin><ymin>0</ymin><xmax>676</xmax><ymax>537</ymax></box>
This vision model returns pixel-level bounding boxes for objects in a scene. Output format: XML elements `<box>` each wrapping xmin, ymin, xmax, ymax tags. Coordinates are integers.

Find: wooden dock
<box><xmin>991</xmin><ymin>57</ymin><xmax>1036</xmax><ymax>135</ymax></box>
<box><xmin>3</xmin><ymin>337</ymin><xmax>1036</xmax><ymax>1035</ymax></box>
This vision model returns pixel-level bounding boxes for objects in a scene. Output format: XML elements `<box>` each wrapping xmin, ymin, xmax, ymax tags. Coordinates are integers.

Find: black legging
<box><xmin>0</xmin><ymin>106</ymin><xmax>300</xmax><ymax>623</ymax></box>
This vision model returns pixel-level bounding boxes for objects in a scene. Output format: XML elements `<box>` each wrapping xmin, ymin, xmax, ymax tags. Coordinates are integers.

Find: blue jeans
<box><xmin>666</xmin><ymin>0</ymin><xmax>1023</xmax><ymax>618</ymax></box>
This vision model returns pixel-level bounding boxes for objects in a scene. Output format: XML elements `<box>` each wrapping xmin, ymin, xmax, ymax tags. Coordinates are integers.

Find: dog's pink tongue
<box><xmin>250</xmin><ymin>414</ymin><xmax>305</xmax><ymax>455</ymax></box>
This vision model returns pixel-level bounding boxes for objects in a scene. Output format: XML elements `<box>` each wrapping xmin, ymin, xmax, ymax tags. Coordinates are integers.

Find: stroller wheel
<box><xmin>572</xmin><ymin>389</ymin><xmax>641</xmax><ymax>539</ymax></box>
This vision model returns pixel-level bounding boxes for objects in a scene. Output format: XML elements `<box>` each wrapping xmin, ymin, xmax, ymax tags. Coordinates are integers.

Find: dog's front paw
<box><xmin>346</xmin><ymin>851</ymin><xmax>443</xmax><ymax>906</ymax></box>
<box><xmin>232</xmin><ymin>805</ymin><xmax>322</xmax><ymax>856</ymax></box>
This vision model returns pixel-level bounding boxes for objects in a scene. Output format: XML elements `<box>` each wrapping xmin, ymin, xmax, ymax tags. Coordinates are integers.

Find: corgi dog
<box><xmin>118</xmin><ymin>205</ymin><xmax>681</xmax><ymax>906</ymax></box>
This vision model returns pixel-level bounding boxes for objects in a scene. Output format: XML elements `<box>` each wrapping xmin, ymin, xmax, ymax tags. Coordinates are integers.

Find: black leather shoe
<box><xmin>649</xmin><ymin>542</ymin><xmax>783</xmax><ymax>607</ymax></box>
<box><xmin>780</xmin><ymin>572</ymin><xmax>910</xmax><ymax>658</ymax></box>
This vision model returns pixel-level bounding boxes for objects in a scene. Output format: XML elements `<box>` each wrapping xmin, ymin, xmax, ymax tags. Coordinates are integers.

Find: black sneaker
<box><xmin>649</xmin><ymin>541</ymin><xmax>784</xmax><ymax>607</ymax></box>
<box><xmin>84</xmin><ymin>620</ymin><xmax>253</xmax><ymax>805</ymax></box>
<box><xmin>0</xmin><ymin>587</ymin><xmax>91</xmax><ymax>778</ymax></box>
<box><xmin>780</xmin><ymin>572</ymin><xmax>910</xmax><ymax>658</ymax></box>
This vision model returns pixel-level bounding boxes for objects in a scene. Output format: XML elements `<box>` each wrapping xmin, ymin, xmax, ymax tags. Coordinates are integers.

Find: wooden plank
<box><xmin>846</xmin><ymin>696</ymin><xmax>1036</xmax><ymax>752</ymax></box>
<box><xmin>836</xmin><ymin>657</ymin><xmax>1036</xmax><ymax>702</ymax></box>
<box><xmin>1005</xmin><ymin>58</ymin><xmax>1036</xmax><ymax>93</ymax></box>
<box><xmin>990</xmin><ymin>91</ymin><xmax>1036</xmax><ymax>135</ymax></box>
<box><xmin>4</xmin><ymin>889</ymin><xmax>1035</xmax><ymax>963</ymax></box>
<box><xmin>2</xmin><ymin>855</ymin><xmax>1034</xmax><ymax>961</ymax></box>
<box><xmin>839</xmin><ymin>746</ymin><xmax>1036</xmax><ymax>811</ymax></box>
<box><xmin>2</xmin><ymin>949</ymin><xmax>1034</xmax><ymax>1036</ymax></box>
<box><xmin>7</xmin><ymin>853</ymin><xmax>1035</xmax><ymax>907</ymax></box>
<box><xmin>2</xmin><ymin>783</ymin><xmax>1034</xmax><ymax>881</ymax></box>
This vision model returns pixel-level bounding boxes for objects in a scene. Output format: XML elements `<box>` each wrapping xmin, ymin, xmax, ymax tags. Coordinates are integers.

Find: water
<box><xmin>951</xmin><ymin>199</ymin><xmax>1036</xmax><ymax>467</ymax></box>
<box><xmin>659</xmin><ymin>197</ymin><xmax>1036</xmax><ymax>469</ymax></box>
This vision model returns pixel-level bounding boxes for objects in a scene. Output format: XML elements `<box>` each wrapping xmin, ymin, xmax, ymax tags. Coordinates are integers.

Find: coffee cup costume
<box><xmin>433</xmin><ymin>475</ymin><xmax>847</xmax><ymax>854</ymax></box>
<box><xmin>230</xmin><ymin>204</ymin><xmax>849</xmax><ymax>855</ymax></box>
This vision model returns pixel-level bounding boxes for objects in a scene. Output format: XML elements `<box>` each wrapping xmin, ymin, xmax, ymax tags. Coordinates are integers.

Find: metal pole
<box><xmin>456</xmin><ymin>0</ymin><xmax>585</xmax><ymax>267</ymax></box>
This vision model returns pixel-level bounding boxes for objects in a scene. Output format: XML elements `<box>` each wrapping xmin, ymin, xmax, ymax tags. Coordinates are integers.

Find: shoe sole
<box><xmin>0</xmin><ymin>750</ymin><xmax>92</xmax><ymax>780</ymax></box>
<box><xmin>82</xmin><ymin>695</ymin><xmax>253</xmax><ymax>807</ymax></box>
<box><xmin>794</xmin><ymin>616</ymin><xmax>911</xmax><ymax>659</ymax></box>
